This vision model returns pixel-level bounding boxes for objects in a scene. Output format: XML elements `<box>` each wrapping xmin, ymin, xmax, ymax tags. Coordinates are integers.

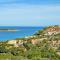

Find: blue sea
<box><xmin>0</xmin><ymin>26</ymin><xmax>43</xmax><ymax>41</ymax></box>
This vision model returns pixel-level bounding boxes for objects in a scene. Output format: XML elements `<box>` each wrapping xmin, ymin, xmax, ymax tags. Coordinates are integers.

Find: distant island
<box><xmin>0</xmin><ymin>29</ymin><xmax>20</xmax><ymax>32</ymax></box>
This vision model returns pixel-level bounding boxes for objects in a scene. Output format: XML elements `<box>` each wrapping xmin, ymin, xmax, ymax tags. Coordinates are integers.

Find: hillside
<box><xmin>0</xmin><ymin>25</ymin><xmax>60</xmax><ymax>60</ymax></box>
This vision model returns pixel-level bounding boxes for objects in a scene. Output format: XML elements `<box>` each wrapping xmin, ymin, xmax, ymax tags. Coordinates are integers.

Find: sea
<box><xmin>0</xmin><ymin>26</ymin><xmax>43</xmax><ymax>41</ymax></box>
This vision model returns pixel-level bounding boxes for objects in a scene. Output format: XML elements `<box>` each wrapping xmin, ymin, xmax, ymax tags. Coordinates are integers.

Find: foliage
<box><xmin>0</xmin><ymin>25</ymin><xmax>60</xmax><ymax>60</ymax></box>
<box><xmin>0</xmin><ymin>45</ymin><xmax>8</xmax><ymax>53</ymax></box>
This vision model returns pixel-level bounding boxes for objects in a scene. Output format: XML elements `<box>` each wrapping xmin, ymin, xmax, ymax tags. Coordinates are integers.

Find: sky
<box><xmin>0</xmin><ymin>0</ymin><xmax>60</xmax><ymax>26</ymax></box>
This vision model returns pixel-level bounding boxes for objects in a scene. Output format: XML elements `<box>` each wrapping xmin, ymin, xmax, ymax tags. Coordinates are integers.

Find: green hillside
<box><xmin>0</xmin><ymin>25</ymin><xmax>60</xmax><ymax>60</ymax></box>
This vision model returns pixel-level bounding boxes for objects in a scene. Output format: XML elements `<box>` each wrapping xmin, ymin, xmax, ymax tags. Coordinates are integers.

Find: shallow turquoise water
<box><xmin>0</xmin><ymin>26</ymin><xmax>43</xmax><ymax>41</ymax></box>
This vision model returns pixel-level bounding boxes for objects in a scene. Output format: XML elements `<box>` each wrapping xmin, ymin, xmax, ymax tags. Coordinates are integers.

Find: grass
<box><xmin>0</xmin><ymin>53</ymin><xmax>28</xmax><ymax>60</ymax></box>
<box><xmin>0</xmin><ymin>53</ymin><xmax>12</xmax><ymax>59</ymax></box>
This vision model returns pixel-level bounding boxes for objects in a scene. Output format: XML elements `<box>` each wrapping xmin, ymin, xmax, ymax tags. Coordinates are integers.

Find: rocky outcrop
<box><xmin>44</xmin><ymin>26</ymin><xmax>60</xmax><ymax>35</ymax></box>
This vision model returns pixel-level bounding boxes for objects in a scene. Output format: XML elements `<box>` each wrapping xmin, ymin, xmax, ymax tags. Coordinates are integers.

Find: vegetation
<box><xmin>0</xmin><ymin>25</ymin><xmax>60</xmax><ymax>60</ymax></box>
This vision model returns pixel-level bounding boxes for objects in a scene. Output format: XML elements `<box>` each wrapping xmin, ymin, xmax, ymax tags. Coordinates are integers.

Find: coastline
<box><xmin>0</xmin><ymin>26</ymin><xmax>43</xmax><ymax>41</ymax></box>
<box><xmin>0</xmin><ymin>25</ymin><xmax>60</xmax><ymax>60</ymax></box>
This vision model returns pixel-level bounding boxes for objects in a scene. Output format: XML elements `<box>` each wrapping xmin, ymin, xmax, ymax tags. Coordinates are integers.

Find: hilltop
<box><xmin>0</xmin><ymin>25</ymin><xmax>60</xmax><ymax>60</ymax></box>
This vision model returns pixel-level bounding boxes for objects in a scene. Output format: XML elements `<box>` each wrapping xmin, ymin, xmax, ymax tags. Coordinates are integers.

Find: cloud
<box><xmin>0</xmin><ymin>2</ymin><xmax>60</xmax><ymax>26</ymax></box>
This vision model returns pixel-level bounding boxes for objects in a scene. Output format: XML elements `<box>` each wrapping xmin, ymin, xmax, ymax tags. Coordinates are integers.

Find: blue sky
<box><xmin>0</xmin><ymin>0</ymin><xmax>60</xmax><ymax>26</ymax></box>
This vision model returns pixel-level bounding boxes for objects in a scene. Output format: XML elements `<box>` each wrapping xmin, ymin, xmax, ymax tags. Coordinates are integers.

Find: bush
<box><xmin>0</xmin><ymin>45</ymin><xmax>8</xmax><ymax>53</ymax></box>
